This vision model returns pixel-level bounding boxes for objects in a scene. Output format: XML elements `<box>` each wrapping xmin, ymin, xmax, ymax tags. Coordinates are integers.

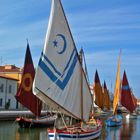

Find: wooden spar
<box><xmin>80</xmin><ymin>48</ymin><xmax>83</xmax><ymax>121</ymax></box>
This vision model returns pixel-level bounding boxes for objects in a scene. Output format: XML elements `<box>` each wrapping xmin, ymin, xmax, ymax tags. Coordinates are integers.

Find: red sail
<box><xmin>120</xmin><ymin>70</ymin><xmax>137</xmax><ymax>113</ymax></box>
<box><xmin>15</xmin><ymin>43</ymin><xmax>42</xmax><ymax>116</ymax></box>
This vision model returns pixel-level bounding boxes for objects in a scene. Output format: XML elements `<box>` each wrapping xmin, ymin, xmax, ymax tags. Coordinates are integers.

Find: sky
<box><xmin>0</xmin><ymin>0</ymin><xmax>140</xmax><ymax>98</ymax></box>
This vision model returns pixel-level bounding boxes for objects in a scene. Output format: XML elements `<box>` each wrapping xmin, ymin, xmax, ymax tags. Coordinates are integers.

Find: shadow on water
<box><xmin>0</xmin><ymin>121</ymin><xmax>48</xmax><ymax>140</ymax></box>
<box><xmin>16</xmin><ymin>127</ymin><xmax>48</xmax><ymax>140</ymax></box>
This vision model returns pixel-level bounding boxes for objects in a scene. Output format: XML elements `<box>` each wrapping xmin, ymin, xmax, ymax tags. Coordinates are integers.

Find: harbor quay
<box><xmin>0</xmin><ymin>110</ymin><xmax>56</xmax><ymax>121</ymax></box>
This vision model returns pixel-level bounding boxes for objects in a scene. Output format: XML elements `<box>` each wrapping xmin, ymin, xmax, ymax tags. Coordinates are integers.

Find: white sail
<box><xmin>33</xmin><ymin>0</ymin><xmax>92</xmax><ymax>122</ymax></box>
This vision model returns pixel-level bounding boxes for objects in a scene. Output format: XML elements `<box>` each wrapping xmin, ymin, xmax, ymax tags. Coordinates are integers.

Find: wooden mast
<box><xmin>80</xmin><ymin>48</ymin><xmax>83</xmax><ymax>121</ymax></box>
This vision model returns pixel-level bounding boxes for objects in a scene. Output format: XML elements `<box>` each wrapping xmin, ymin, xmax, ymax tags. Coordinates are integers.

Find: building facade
<box><xmin>0</xmin><ymin>64</ymin><xmax>53</xmax><ymax>110</ymax></box>
<box><xmin>0</xmin><ymin>65</ymin><xmax>22</xmax><ymax>84</ymax></box>
<box><xmin>0</xmin><ymin>75</ymin><xmax>18</xmax><ymax>109</ymax></box>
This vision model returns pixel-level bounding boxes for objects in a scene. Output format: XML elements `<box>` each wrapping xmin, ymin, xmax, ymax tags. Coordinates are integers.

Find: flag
<box><xmin>15</xmin><ymin>42</ymin><xmax>42</xmax><ymax>116</ymax></box>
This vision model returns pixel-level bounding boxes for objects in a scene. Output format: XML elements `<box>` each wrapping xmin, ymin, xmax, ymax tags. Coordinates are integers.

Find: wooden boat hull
<box><xmin>16</xmin><ymin>116</ymin><xmax>56</xmax><ymax>128</ymax></box>
<box><xmin>106</xmin><ymin>119</ymin><xmax>122</xmax><ymax>127</ymax></box>
<box><xmin>48</xmin><ymin>121</ymin><xmax>102</xmax><ymax>140</ymax></box>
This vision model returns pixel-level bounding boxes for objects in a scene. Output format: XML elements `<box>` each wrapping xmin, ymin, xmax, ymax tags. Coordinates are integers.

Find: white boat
<box><xmin>33</xmin><ymin>0</ymin><xmax>102</xmax><ymax>139</ymax></box>
<box><xmin>48</xmin><ymin>122</ymin><xmax>102</xmax><ymax>140</ymax></box>
<box><xmin>126</xmin><ymin>113</ymin><xmax>138</xmax><ymax>119</ymax></box>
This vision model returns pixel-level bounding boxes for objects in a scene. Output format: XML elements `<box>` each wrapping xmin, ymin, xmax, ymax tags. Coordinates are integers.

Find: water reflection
<box><xmin>0</xmin><ymin>121</ymin><xmax>16</xmax><ymax>140</ymax></box>
<box><xmin>104</xmin><ymin>117</ymin><xmax>137</xmax><ymax>140</ymax></box>
<box><xmin>0</xmin><ymin>117</ymin><xmax>139</xmax><ymax>140</ymax></box>
<box><xmin>16</xmin><ymin>128</ymin><xmax>48</xmax><ymax>140</ymax></box>
<box><xmin>105</xmin><ymin>125</ymin><xmax>122</xmax><ymax>140</ymax></box>
<box><xmin>0</xmin><ymin>121</ymin><xmax>48</xmax><ymax>140</ymax></box>
<box><xmin>119</xmin><ymin>118</ymin><xmax>136</xmax><ymax>140</ymax></box>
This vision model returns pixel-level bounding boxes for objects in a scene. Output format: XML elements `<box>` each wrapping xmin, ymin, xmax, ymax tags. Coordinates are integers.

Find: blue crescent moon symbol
<box><xmin>56</xmin><ymin>34</ymin><xmax>67</xmax><ymax>54</ymax></box>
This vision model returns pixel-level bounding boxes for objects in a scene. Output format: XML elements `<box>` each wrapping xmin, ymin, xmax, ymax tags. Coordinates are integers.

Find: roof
<box><xmin>0</xmin><ymin>74</ymin><xmax>19</xmax><ymax>81</ymax></box>
<box><xmin>0</xmin><ymin>65</ymin><xmax>22</xmax><ymax>73</ymax></box>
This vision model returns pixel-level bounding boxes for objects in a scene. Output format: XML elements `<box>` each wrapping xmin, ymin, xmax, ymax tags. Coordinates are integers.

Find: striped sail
<box><xmin>33</xmin><ymin>0</ymin><xmax>92</xmax><ymax>122</ymax></box>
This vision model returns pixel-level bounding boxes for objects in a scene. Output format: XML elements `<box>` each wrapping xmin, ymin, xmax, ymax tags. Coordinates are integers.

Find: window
<box><xmin>9</xmin><ymin>85</ymin><xmax>12</xmax><ymax>93</ymax></box>
<box><xmin>0</xmin><ymin>84</ymin><xmax>4</xmax><ymax>93</ymax></box>
<box><xmin>0</xmin><ymin>98</ymin><xmax>2</xmax><ymax>106</ymax></box>
<box><xmin>8</xmin><ymin>99</ymin><xmax>11</xmax><ymax>104</ymax></box>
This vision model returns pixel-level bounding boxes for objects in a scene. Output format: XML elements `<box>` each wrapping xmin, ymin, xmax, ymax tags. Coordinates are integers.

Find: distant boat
<box><xmin>15</xmin><ymin>43</ymin><xmax>56</xmax><ymax>128</ymax></box>
<box><xmin>33</xmin><ymin>0</ymin><xmax>102</xmax><ymax>139</ymax></box>
<box><xmin>106</xmin><ymin>50</ymin><xmax>123</xmax><ymax>127</ymax></box>
<box><xmin>120</xmin><ymin>70</ymin><xmax>137</xmax><ymax>119</ymax></box>
<box><xmin>100</xmin><ymin>81</ymin><xmax>112</xmax><ymax>117</ymax></box>
<box><xmin>93</xmin><ymin>71</ymin><xmax>111</xmax><ymax>117</ymax></box>
<box><xmin>94</xmin><ymin>70</ymin><xmax>103</xmax><ymax>110</ymax></box>
<box><xmin>103</xmin><ymin>81</ymin><xmax>111</xmax><ymax>111</ymax></box>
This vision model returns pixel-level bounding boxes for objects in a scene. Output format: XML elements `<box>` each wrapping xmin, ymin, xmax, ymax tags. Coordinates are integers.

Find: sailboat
<box><xmin>106</xmin><ymin>50</ymin><xmax>123</xmax><ymax>127</ymax></box>
<box><xmin>15</xmin><ymin>42</ymin><xmax>56</xmax><ymax>128</ymax></box>
<box><xmin>33</xmin><ymin>0</ymin><xmax>102</xmax><ymax>139</ymax></box>
<box><xmin>103</xmin><ymin>81</ymin><xmax>111</xmax><ymax>111</ymax></box>
<box><xmin>93</xmin><ymin>71</ymin><xmax>111</xmax><ymax>117</ymax></box>
<box><xmin>94</xmin><ymin>70</ymin><xmax>103</xmax><ymax>110</ymax></box>
<box><xmin>120</xmin><ymin>70</ymin><xmax>137</xmax><ymax>119</ymax></box>
<box><xmin>99</xmin><ymin>81</ymin><xmax>111</xmax><ymax>117</ymax></box>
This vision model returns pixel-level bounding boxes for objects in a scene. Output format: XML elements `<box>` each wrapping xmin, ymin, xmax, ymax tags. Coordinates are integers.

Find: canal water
<box><xmin>0</xmin><ymin>116</ymin><xmax>140</xmax><ymax>140</ymax></box>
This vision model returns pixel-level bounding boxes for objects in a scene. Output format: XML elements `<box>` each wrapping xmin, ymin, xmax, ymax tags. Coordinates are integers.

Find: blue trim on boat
<box><xmin>106</xmin><ymin>115</ymin><xmax>123</xmax><ymax>127</ymax></box>
<box><xmin>48</xmin><ymin>130</ymin><xmax>101</xmax><ymax>138</ymax></box>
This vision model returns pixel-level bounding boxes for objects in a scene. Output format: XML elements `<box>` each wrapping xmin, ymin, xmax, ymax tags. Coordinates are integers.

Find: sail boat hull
<box><xmin>105</xmin><ymin>115</ymin><xmax>123</xmax><ymax>127</ymax></box>
<box><xmin>16</xmin><ymin>115</ymin><xmax>56</xmax><ymax>128</ymax></box>
<box><xmin>48</xmin><ymin>122</ymin><xmax>102</xmax><ymax>140</ymax></box>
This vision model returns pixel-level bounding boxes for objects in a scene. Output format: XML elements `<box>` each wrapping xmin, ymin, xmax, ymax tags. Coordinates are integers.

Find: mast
<box><xmin>113</xmin><ymin>49</ymin><xmax>122</xmax><ymax>115</ymax></box>
<box><xmin>79</xmin><ymin>48</ymin><xmax>83</xmax><ymax>121</ymax></box>
<box><xmin>33</xmin><ymin>0</ymin><xmax>92</xmax><ymax>122</ymax></box>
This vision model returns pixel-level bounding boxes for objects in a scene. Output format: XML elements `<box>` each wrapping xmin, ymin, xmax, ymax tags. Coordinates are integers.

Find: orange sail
<box><xmin>120</xmin><ymin>70</ymin><xmax>137</xmax><ymax>113</ymax></box>
<box><xmin>15</xmin><ymin>43</ymin><xmax>42</xmax><ymax>116</ymax></box>
<box><xmin>103</xmin><ymin>81</ymin><xmax>110</xmax><ymax>110</ymax></box>
<box><xmin>113</xmin><ymin>50</ymin><xmax>121</xmax><ymax>114</ymax></box>
<box><xmin>94</xmin><ymin>70</ymin><xmax>103</xmax><ymax>109</ymax></box>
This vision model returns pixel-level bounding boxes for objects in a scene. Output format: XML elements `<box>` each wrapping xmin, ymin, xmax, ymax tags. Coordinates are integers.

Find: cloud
<box><xmin>66</xmin><ymin>4</ymin><xmax>140</xmax><ymax>44</ymax></box>
<box><xmin>0</xmin><ymin>0</ymin><xmax>140</xmax><ymax>97</ymax></box>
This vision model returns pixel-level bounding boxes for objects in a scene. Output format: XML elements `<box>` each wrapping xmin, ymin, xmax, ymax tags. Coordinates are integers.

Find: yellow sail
<box><xmin>113</xmin><ymin>50</ymin><xmax>121</xmax><ymax>114</ymax></box>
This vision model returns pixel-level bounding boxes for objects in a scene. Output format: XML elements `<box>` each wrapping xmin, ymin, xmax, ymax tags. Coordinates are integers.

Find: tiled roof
<box><xmin>0</xmin><ymin>65</ymin><xmax>22</xmax><ymax>73</ymax></box>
